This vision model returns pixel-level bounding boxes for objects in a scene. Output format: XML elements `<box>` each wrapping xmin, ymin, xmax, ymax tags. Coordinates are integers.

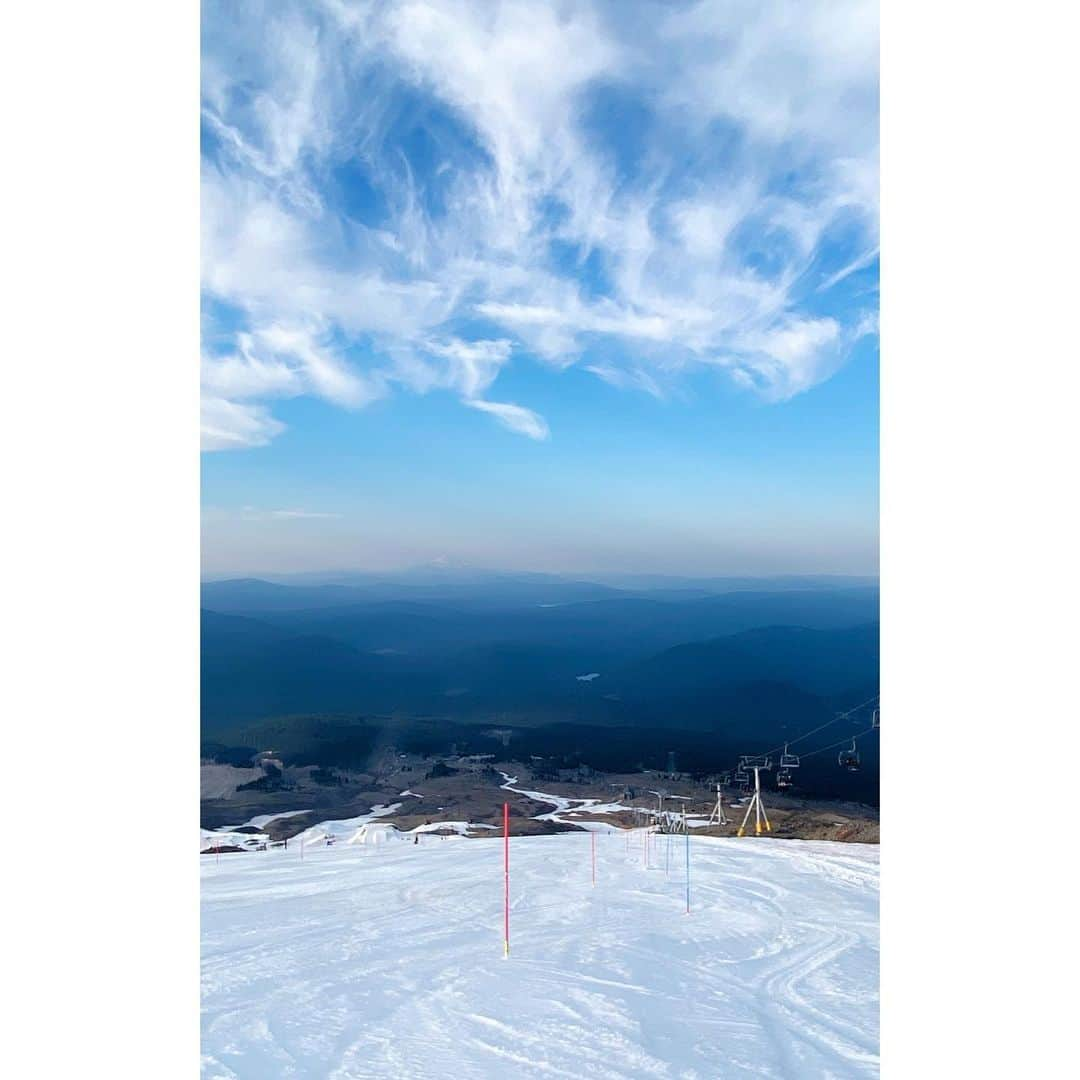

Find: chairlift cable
<box><xmin>765</xmin><ymin>694</ymin><xmax>880</xmax><ymax>755</ymax></box>
<box><xmin>797</xmin><ymin>724</ymin><xmax>878</xmax><ymax>761</ymax></box>
<box><xmin>725</xmin><ymin>694</ymin><xmax>879</xmax><ymax>779</ymax></box>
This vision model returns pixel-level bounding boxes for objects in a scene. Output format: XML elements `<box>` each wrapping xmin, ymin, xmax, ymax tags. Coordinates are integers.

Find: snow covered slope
<box><xmin>202</xmin><ymin>829</ymin><xmax>878</xmax><ymax>1078</ymax></box>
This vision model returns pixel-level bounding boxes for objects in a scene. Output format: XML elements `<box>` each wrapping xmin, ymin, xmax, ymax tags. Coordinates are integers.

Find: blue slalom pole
<box><xmin>685</xmin><ymin>829</ymin><xmax>690</xmax><ymax>914</ymax></box>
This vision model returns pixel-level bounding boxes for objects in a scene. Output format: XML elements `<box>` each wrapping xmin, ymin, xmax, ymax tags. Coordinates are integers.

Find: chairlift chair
<box><xmin>872</xmin><ymin>709</ymin><xmax>880</xmax><ymax>729</ymax></box>
<box><xmin>838</xmin><ymin>739</ymin><xmax>861</xmax><ymax>771</ymax></box>
<box><xmin>779</xmin><ymin>743</ymin><xmax>800</xmax><ymax>769</ymax></box>
<box><xmin>776</xmin><ymin>767</ymin><xmax>793</xmax><ymax>789</ymax></box>
<box><xmin>734</xmin><ymin>766</ymin><xmax>749</xmax><ymax>785</ymax></box>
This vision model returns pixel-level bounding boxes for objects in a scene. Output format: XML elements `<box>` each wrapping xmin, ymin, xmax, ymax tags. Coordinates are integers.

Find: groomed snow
<box><xmin>202</xmin><ymin>829</ymin><xmax>879</xmax><ymax>1078</ymax></box>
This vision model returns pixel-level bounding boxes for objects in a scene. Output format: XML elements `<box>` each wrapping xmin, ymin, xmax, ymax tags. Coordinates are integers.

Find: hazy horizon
<box><xmin>200</xmin><ymin>560</ymin><xmax>880</xmax><ymax>585</ymax></box>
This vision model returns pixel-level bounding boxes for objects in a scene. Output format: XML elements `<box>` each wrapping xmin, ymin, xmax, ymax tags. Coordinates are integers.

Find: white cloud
<box><xmin>720</xmin><ymin>314</ymin><xmax>880</xmax><ymax>402</ymax></box>
<box><xmin>200</xmin><ymin>339</ymin><xmax>303</xmax><ymax>400</ymax></box>
<box><xmin>203</xmin><ymin>505</ymin><xmax>343</xmax><ymax>521</ymax></box>
<box><xmin>254</xmin><ymin>325</ymin><xmax>385</xmax><ymax>409</ymax></box>
<box><xmin>464</xmin><ymin>398</ymin><xmax>550</xmax><ymax>441</ymax></box>
<box><xmin>201</xmin><ymin>0</ymin><xmax>878</xmax><ymax>447</ymax></box>
<box><xmin>200</xmin><ymin>322</ymin><xmax>385</xmax><ymax>423</ymax></box>
<box><xmin>422</xmin><ymin>338</ymin><xmax>513</xmax><ymax>398</ymax></box>
<box><xmin>818</xmin><ymin>246</ymin><xmax>881</xmax><ymax>293</ymax></box>
<box><xmin>201</xmin><ymin>397</ymin><xmax>286</xmax><ymax>451</ymax></box>
<box><xmin>268</xmin><ymin>509</ymin><xmax>342</xmax><ymax>520</ymax></box>
<box><xmin>729</xmin><ymin>317</ymin><xmax>841</xmax><ymax>401</ymax></box>
<box><xmin>669</xmin><ymin>192</ymin><xmax>754</xmax><ymax>261</ymax></box>
<box><xmin>585</xmin><ymin>363</ymin><xmax>667</xmax><ymax>400</ymax></box>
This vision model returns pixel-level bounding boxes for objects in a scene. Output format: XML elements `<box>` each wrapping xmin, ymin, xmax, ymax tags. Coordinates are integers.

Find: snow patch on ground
<box><xmin>291</xmin><ymin>803</ymin><xmax>403</xmax><ymax>849</ymax></box>
<box><xmin>347</xmin><ymin>823</ymin><xmax>406</xmax><ymax>846</ymax></box>
<box><xmin>200</xmin><ymin>828</ymin><xmax>269</xmax><ymax>853</ymax></box>
<box><xmin>408</xmin><ymin>821</ymin><xmax>494</xmax><ymax>835</ymax></box>
<box><xmin>499</xmin><ymin>771</ymin><xmax>629</xmax><ymax>829</ymax></box>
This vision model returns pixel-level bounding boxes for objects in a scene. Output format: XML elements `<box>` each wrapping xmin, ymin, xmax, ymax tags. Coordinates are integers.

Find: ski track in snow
<box><xmin>203</xmin><ymin>797</ymin><xmax>879</xmax><ymax>1079</ymax></box>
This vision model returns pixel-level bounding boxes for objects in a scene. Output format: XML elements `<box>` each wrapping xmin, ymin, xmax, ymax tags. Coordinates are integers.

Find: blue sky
<box><xmin>201</xmin><ymin>0</ymin><xmax>878</xmax><ymax>577</ymax></box>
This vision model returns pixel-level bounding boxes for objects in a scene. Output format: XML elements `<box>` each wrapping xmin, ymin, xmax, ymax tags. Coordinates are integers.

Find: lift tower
<box><xmin>736</xmin><ymin>756</ymin><xmax>773</xmax><ymax>837</ymax></box>
<box><xmin>707</xmin><ymin>781</ymin><xmax>729</xmax><ymax>825</ymax></box>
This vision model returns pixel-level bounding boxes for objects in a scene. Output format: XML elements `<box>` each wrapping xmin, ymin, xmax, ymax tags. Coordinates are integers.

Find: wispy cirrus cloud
<box><xmin>201</xmin><ymin>0</ymin><xmax>878</xmax><ymax>449</ymax></box>
<box><xmin>267</xmin><ymin>509</ymin><xmax>342</xmax><ymax>520</ymax></box>
<box><xmin>200</xmin><ymin>397</ymin><xmax>285</xmax><ymax>451</ymax></box>
<box><xmin>203</xmin><ymin>505</ymin><xmax>343</xmax><ymax>521</ymax></box>
<box><xmin>463</xmin><ymin>398</ymin><xmax>550</xmax><ymax>441</ymax></box>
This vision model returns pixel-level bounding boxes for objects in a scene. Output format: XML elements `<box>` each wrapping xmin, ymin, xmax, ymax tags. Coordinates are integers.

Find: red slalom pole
<box><xmin>503</xmin><ymin>802</ymin><xmax>510</xmax><ymax>958</ymax></box>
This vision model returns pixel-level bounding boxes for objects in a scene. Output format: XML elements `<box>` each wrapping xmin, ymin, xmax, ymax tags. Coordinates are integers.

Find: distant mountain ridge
<box><xmin>201</xmin><ymin>572</ymin><xmax>879</xmax><ymax>611</ymax></box>
<box><xmin>202</xmin><ymin>567</ymin><xmax>878</xmax><ymax>590</ymax></box>
<box><xmin>200</xmin><ymin>576</ymin><xmax>627</xmax><ymax>612</ymax></box>
<box><xmin>202</xmin><ymin>580</ymin><xmax>879</xmax><ymax>652</ymax></box>
<box><xmin>618</xmin><ymin>624</ymin><xmax>879</xmax><ymax>700</ymax></box>
<box><xmin>201</xmin><ymin>575</ymin><xmax>879</xmax><ymax>739</ymax></box>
